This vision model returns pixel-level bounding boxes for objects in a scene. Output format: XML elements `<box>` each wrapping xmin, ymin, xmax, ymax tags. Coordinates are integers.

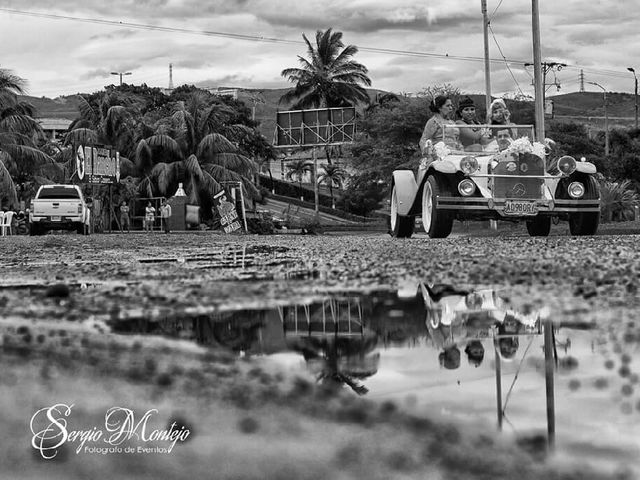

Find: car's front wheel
<box><xmin>389</xmin><ymin>185</ymin><xmax>414</xmax><ymax>238</ymax></box>
<box><xmin>569</xmin><ymin>176</ymin><xmax>600</xmax><ymax>236</ymax></box>
<box><xmin>422</xmin><ymin>175</ymin><xmax>453</xmax><ymax>238</ymax></box>
<box><xmin>526</xmin><ymin>216</ymin><xmax>551</xmax><ymax>236</ymax></box>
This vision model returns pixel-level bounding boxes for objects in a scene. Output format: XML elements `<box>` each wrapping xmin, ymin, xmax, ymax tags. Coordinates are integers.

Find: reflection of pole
<box><xmin>495</xmin><ymin>345</ymin><xmax>503</xmax><ymax>431</ymax></box>
<box><xmin>543</xmin><ymin>318</ymin><xmax>556</xmax><ymax>449</ymax></box>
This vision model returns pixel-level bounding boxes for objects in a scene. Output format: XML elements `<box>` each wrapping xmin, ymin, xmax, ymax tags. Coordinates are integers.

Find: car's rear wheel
<box><xmin>422</xmin><ymin>175</ymin><xmax>453</xmax><ymax>238</ymax></box>
<box><xmin>526</xmin><ymin>216</ymin><xmax>551</xmax><ymax>236</ymax></box>
<box><xmin>389</xmin><ymin>185</ymin><xmax>414</xmax><ymax>238</ymax></box>
<box><xmin>569</xmin><ymin>176</ymin><xmax>600</xmax><ymax>236</ymax></box>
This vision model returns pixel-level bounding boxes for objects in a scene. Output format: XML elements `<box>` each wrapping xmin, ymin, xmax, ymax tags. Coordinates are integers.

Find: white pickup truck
<box><xmin>29</xmin><ymin>184</ymin><xmax>91</xmax><ymax>236</ymax></box>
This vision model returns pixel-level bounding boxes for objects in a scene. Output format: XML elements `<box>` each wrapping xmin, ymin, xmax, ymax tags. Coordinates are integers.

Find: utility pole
<box><xmin>524</xmin><ymin>61</ymin><xmax>566</xmax><ymax>121</ymax></box>
<box><xmin>588</xmin><ymin>81</ymin><xmax>609</xmax><ymax>156</ymax></box>
<box><xmin>481</xmin><ymin>0</ymin><xmax>492</xmax><ymax>116</ymax></box>
<box><xmin>531</xmin><ymin>0</ymin><xmax>545</xmax><ymax>142</ymax></box>
<box><xmin>110</xmin><ymin>71</ymin><xmax>132</xmax><ymax>86</ymax></box>
<box><xmin>627</xmin><ymin>67</ymin><xmax>638</xmax><ymax>130</ymax></box>
<box><xmin>579</xmin><ymin>70</ymin><xmax>585</xmax><ymax>93</ymax></box>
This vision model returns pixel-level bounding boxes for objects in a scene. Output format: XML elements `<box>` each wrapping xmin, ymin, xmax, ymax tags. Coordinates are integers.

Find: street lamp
<box><xmin>627</xmin><ymin>67</ymin><xmax>638</xmax><ymax>130</ymax></box>
<box><xmin>588</xmin><ymin>81</ymin><xmax>609</xmax><ymax>156</ymax></box>
<box><xmin>110</xmin><ymin>71</ymin><xmax>132</xmax><ymax>86</ymax></box>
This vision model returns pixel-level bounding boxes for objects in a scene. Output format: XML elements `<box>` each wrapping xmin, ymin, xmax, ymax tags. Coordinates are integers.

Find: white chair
<box><xmin>1</xmin><ymin>211</ymin><xmax>14</xmax><ymax>236</ymax></box>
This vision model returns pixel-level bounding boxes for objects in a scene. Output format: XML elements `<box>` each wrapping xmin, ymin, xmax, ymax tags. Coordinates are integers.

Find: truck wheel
<box><xmin>422</xmin><ymin>175</ymin><xmax>453</xmax><ymax>238</ymax></box>
<box><xmin>389</xmin><ymin>185</ymin><xmax>414</xmax><ymax>238</ymax></box>
<box><xmin>29</xmin><ymin>223</ymin><xmax>38</xmax><ymax>236</ymax></box>
<box><xmin>526</xmin><ymin>216</ymin><xmax>551</xmax><ymax>236</ymax></box>
<box><xmin>569</xmin><ymin>176</ymin><xmax>600</xmax><ymax>236</ymax></box>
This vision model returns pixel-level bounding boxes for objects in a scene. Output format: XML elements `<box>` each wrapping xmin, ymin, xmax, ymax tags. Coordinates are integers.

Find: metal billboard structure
<box><xmin>273</xmin><ymin>106</ymin><xmax>357</xmax><ymax>218</ymax></box>
<box><xmin>274</xmin><ymin>107</ymin><xmax>356</xmax><ymax>148</ymax></box>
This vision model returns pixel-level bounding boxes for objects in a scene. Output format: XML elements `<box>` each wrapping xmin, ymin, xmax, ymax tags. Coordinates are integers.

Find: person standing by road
<box><xmin>119</xmin><ymin>201</ymin><xmax>130</xmax><ymax>233</ymax></box>
<box><xmin>144</xmin><ymin>201</ymin><xmax>156</xmax><ymax>232</ymax></box>
<box><xmin>159</xmin><ymin>199</ymin><xmax>172</xmax><ymax>234</ymax></box>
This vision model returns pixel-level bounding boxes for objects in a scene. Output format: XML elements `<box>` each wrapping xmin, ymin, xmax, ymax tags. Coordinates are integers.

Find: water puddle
<box><xmin>110</xmin><ymin>282</ymin><xmax>640</xmax><ymax>472</ymax></box>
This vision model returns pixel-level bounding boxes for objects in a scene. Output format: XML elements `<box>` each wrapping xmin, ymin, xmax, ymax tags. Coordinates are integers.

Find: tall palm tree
<box><xmin>286</xmin><ymin>159</ymin><xmax>312</xmax><ymax>200</ymax></box>
<box><xmin>280</xmin><ymin>28</ymin><xmax>372</xmax><ymax>109</ymax></box>
<box><xmin>0</xmin><ymin>68</ymin><xmax>54</xmax><ymax>208</ymax></box>
<box><xmin>317</xmin><ymin>163</ymin><xmax>346</xmax><ymax>209</ymax></box>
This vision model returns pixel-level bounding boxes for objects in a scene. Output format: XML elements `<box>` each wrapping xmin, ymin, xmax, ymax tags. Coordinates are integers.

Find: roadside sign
<box><xmin>76</xmin><ymin>145</ymin><xmax>120</xmax><ymax>184</ymax></box>
<box><xmin>213</xmin><ymin>190</ymin><xmax>242</xmax><ymax>233</ymax></box>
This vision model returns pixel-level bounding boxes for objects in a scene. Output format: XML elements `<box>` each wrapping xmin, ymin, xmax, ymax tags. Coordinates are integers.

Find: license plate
<box><xmin>503</xmin><ymin>200</ymin><xmax>538</xmax><ymax>216</ymax></box>
<box><xmin>51</xmin><ymin>216</ymin><xmax>61</xmax><ymax>221</ymax></box>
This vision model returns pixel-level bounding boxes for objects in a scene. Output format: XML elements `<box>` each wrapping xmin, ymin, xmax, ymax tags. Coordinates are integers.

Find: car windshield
<box><xmin>438</xmin><ymin>124</ymin><xmax>535</xmax><ymax>154</ymax></box>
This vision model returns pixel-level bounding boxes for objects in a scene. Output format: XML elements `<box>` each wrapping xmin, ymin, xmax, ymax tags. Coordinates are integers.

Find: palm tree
<box><xmin>0</xmin><ymin>68</ymin><xmax>54</xmax><ymax>208</ymax></box>
<box><xmin>286</xmin><ymin>158</ymin><xmax>312</xmax><ymax>200</ymax></box>
<box><xmin>317</xmin><ymin>163</ymin><xmax>346</xmax><ymax>209</ymax></box>
<box><xmin>134</xmin><ymin>91</ymin><xmax>258</xmax><ymax>215</ymax></box>
<box><xmin>280</xmin><ymin>28</ymin><xmax>372</xmax><ymax>109</ymax></box>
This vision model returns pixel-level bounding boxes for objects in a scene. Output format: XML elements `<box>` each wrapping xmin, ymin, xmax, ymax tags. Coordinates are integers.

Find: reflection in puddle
<box><xmin>137</xmin><ymin>245</ymin><xmax>321</xmax><ymax>280</ymax></box>
<box><xmin>110</xmin><ymin>283</ymin><xmax>640</xmax><ymax>471</ymax></box>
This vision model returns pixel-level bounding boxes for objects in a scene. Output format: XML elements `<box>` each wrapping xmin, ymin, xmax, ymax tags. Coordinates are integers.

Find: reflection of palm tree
<box><xmin>287</xmin><ymin>334</ymin><xmax>379</xmax><ymax>395</ymax></box>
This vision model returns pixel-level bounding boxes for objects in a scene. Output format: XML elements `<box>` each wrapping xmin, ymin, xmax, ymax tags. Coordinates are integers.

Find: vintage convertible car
<box><xmin>390</xmin><ymin>124</ymin><xmax>600</xmax><ymax>238</ymax></box>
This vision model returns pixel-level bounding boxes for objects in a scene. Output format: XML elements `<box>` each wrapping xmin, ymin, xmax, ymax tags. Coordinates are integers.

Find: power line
<box><xmin>0</xmin><ymin>6</ymin><xmax>633</xmax><ymax>82</ymax></box>
<box><xmin>488</xmin><ymin>25</ymin><xmax>526</xmax><ymax>97</ymax></box>
<box><xmin>0</xmin><ymin>6</ymin><xmax>635</xmax><ymax>95</ymax></box>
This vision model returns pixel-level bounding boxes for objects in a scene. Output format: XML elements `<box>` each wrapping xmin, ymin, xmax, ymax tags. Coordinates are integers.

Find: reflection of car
<box><xmin>390</xmin><ymin>125</ymin><xmax>600</xmax><ymax>238</ymax></box>
<box><xmin>420</xmin><ymin>283</ymin><xmax>542</xmax><ymax>336</ymax></box>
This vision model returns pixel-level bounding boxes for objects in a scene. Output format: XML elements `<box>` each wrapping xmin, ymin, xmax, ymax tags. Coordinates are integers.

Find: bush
<box><xmin>599</xmin><ymin>178</ymin><xmax>639</xmax><ymax>222</ymax></box>
<box><xmin>246</xmin><ymin>216</ymin><xmax>276</xmax><ymax>234</ymax></box>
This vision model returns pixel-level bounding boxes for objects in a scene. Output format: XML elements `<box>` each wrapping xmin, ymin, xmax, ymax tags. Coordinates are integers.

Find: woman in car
<box><xmin>455</xmin><ymin>96</ymin><xmax>490</xmax><ymax>151</ymax></box>
<box><xmin>419</xmin><ymin>95</ymin><xmax>461</xmax><ymax>154</ymax></box>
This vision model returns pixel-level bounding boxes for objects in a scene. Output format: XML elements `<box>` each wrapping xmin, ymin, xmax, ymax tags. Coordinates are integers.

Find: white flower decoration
<box><xmin>504</xmin><ymin>137</ymin><xmax>546</xmax><ymax>158</ymax></box>
<box><xmin>433</xmin><ymin>141</ymin><xmax>451</xmax><ymax>159</ymax></box>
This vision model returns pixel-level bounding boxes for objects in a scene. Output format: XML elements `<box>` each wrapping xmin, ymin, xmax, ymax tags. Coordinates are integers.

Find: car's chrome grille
<box><xmin>490</xmin><ymin>152</ymin><xmax>544</xmax><ymax>199</ymax></box>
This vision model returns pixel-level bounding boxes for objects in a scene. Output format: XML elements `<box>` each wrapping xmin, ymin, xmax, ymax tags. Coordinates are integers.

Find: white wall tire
<box><xmin>389</xmin><ymin>185</ymin><xmax>414</xmax><ymax>238</ymax></box>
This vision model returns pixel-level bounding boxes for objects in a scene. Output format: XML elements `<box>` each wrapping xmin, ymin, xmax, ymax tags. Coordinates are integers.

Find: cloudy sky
<box><xmin>0</xmin><ymin>1</ymin><xmax>638</xmax><ymax>99</ymax></box>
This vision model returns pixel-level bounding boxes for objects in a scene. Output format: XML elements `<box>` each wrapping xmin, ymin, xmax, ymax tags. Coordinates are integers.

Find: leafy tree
<box><xmin>285</xmin><ymin>159</ymin><xmax>312</xmax><ymax>200</ymax></box>
<box><xmin>0</xmin><ymin>68</ymin><xmax>54</xmax><ymax>208</ymax></box>
<box><xmin>339</xmin><ymin>171</ymin><xmax>386</xmax><ymax>216</ymax></box>
<box><xmin>317</xmin><ymin>163</ymin><xmax>347</xmax><ymax>208</ymax></box>
<box><xmin>133</xmin><ymin>91</ymin><xmax>258</xmax><ymax>220</ymax></box>
<box><xmin>280</xmin><ymin>28</ymin><xmax>371</xmax><ymax>109</ymax></box>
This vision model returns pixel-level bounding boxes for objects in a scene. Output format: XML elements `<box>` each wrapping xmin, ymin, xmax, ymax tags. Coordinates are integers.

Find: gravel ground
<box><xmin>1</xmin><ymin>230</ymin><xmax>639</xmax><ymax>479</ymax></box>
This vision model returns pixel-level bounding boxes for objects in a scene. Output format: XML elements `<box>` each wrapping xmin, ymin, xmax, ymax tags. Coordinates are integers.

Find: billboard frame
<box><xmin>274</xmin><ymin>107</ymin><xmax>356</xmax><ymax>148</ymax></box>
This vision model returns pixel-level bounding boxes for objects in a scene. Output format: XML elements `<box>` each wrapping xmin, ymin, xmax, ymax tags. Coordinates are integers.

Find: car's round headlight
<box><xmin>460</xmin><ymin>156</ymin><xmax>479</xmax><ymax>175</ymax></box>
<box><xmin>557</xmin><ymin>156</ymin><xmax>577</xmax><ymax>175</ymax></box>
<box><xmin>458</xmin><ymin>179</ymin><xmax>476</xmax><ymax>196</ymax></box>
<box><xmin>568</xmin><ymin>181</ymin><xmax>585</xmax><ymax>199</ymax></box>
